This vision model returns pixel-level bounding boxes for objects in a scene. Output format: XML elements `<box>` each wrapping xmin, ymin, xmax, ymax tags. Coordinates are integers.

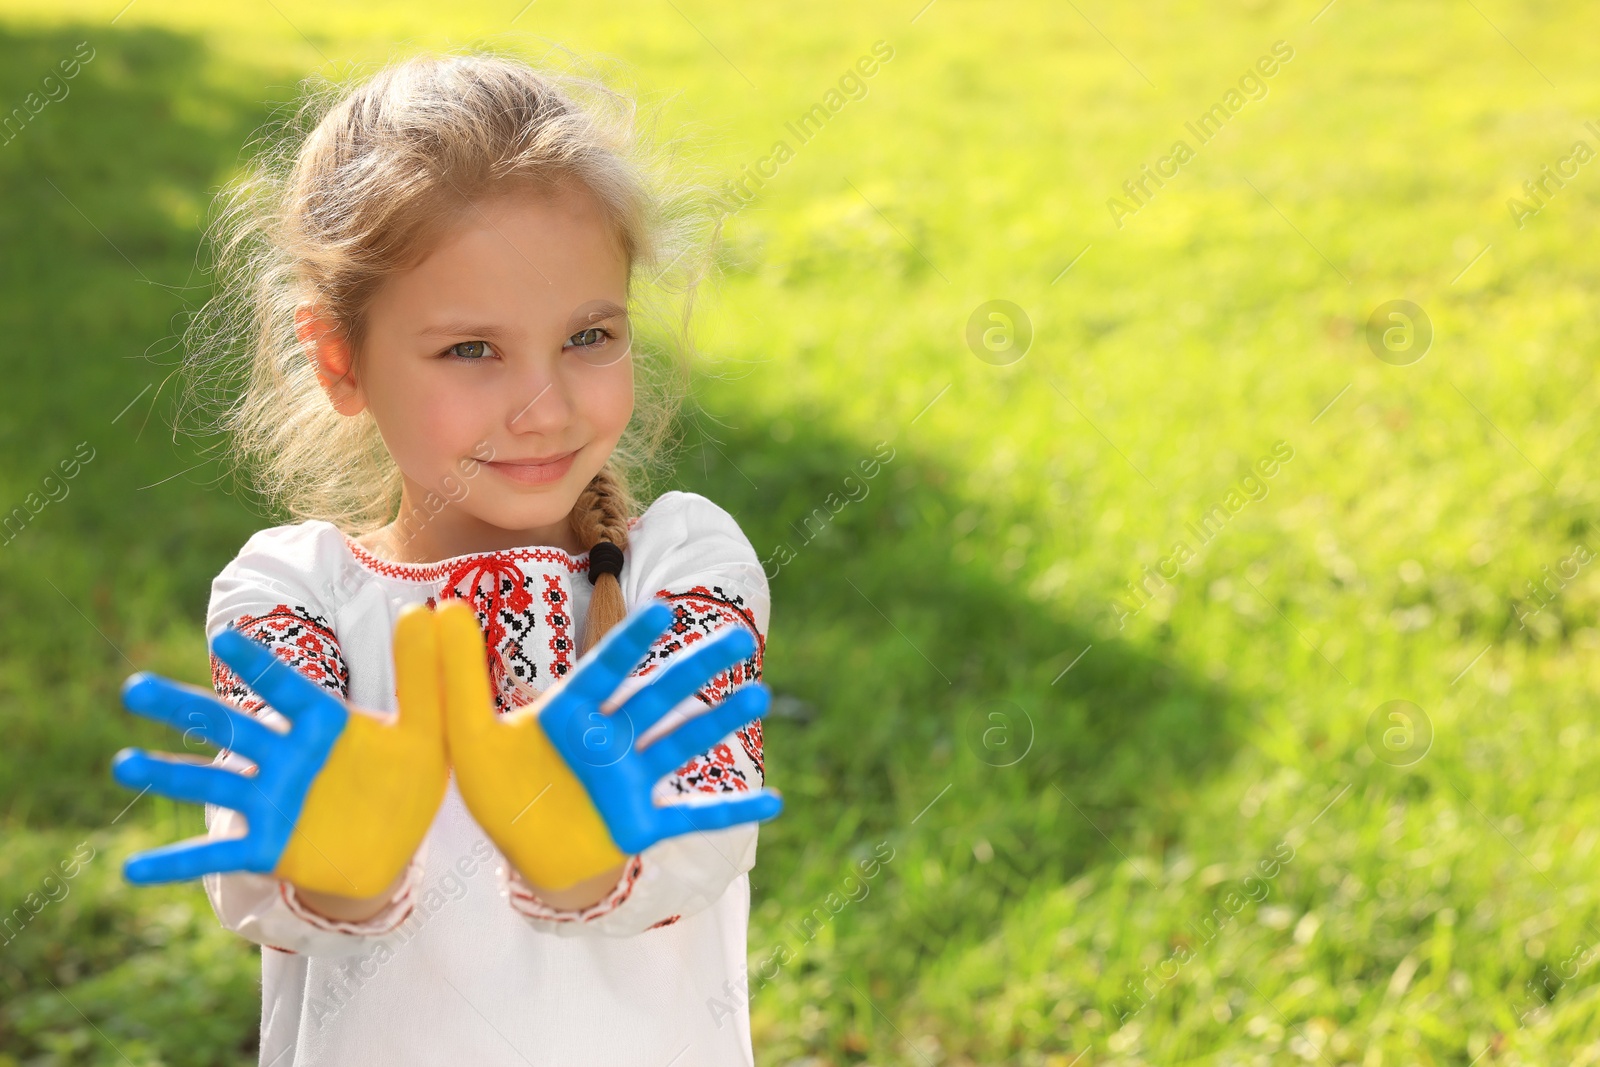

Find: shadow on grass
<box><xmin>672</xmin><ymin>402</ymin><xmax>1251</xmax><ymax>1009</ymax></box>
<box><xmin>0</xmin><ymin>20</ymin><xmax>300</xmax><ymax>1067</ymax></box>
<box><xmin>0</xmin><ymin>21</ymin><xmax>290</xmax><ymax>830</ymax></box>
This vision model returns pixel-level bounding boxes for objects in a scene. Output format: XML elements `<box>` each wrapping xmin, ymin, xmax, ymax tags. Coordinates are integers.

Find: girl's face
<box><xmin>302</xmin><ymin>184</ymin><xmax>635</xmax><ymax>558</ymax></box>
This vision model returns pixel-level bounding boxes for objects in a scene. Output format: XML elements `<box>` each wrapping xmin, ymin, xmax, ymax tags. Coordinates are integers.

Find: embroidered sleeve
<box><xmin>197</xmin><ymin>527</ymin><xmax>423</xmax><ymax>956</ymax></box>
<box><xmin>504</xmin><ymin>492</ymin><xmax>770</xmax><ymax>938</ymax></box>
<box><xmin>208</xmin><ymin>603</ymin><xmax>348</xmax><ymax>725</ymax></box>
<box><xmin>646</xmin><ymin>583</ymin><xmax>767</xmax><ymax>796</ymax></box>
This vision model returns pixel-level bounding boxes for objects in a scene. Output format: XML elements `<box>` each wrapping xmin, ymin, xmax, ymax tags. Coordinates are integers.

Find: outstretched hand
<box><xmin>437</xmin><ymin>597</ymin><xmax>782</xmax><ymax>892</ymax></box>
<box><xmin>110</xmin><ymin>598</ymin><xmax>782</xmax><ymax>898</ymax></box>
<box><xmin>110</xmin><ymin>605</ymin><xmax>450</xmax><ymax>898</ymax></box>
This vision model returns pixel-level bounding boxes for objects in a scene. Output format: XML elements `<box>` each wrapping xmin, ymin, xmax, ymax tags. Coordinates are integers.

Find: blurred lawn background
<box><xmin>1</xmin><ymin>0</ymin><xmax>1598</xmax><ymax>1063</ymax></box>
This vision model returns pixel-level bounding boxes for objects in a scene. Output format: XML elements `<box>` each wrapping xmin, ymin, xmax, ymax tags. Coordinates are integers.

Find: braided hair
<box><xmin>568</xmin><ymin>463</ymin><xmax>638</xmax><ymax>657</ymax></box>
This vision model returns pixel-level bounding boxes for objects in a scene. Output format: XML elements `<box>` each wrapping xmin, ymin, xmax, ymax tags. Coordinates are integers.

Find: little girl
<box><xmin>171</xmin><ymin>50</ymin><xmax>771</xmax><ymax>1065</ymax></box>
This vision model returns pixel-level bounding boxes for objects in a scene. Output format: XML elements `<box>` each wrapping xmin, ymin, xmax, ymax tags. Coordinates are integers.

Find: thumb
<box><xmin>435</xmin><ymin>600</ymin><xmax>499</xmax><ymax>745</ymax></box>
<box><xmin>391</xmin><ymin>604</ymin><xmax>442</xmax><ymax>741</ymax></box>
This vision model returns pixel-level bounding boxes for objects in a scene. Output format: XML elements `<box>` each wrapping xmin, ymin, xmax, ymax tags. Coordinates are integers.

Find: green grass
<box><xmin>2</xmin><ymin>0</ymin><xmax>1599</xmax><ymax>1063</ymax></box>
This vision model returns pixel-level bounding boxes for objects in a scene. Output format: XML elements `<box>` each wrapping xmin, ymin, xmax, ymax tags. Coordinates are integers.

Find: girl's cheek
<box><xmin>412</xmin><ymin>377</ymin><xmax>494</xmax><ymax>459</ymax></box>
<box><xmin>368</xmin><ymin>380</ymin><xmax>475</xmax><ymax>482</ymax></box>
<box><xmin>591</xmin><ymin>364</ymin><xmax>635</xmax><ymax>434</ymax></box>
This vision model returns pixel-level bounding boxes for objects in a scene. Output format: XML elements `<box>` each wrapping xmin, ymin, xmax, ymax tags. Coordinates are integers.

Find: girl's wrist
<box><xmin>514</xmin><ymin>860</ymin><xmax>628</xmax><ymax>912</ymax></box>
<box><xmin>290</xmin><ymin>867</ymin><xmax>409</xmax><ymax>923</ymax></box>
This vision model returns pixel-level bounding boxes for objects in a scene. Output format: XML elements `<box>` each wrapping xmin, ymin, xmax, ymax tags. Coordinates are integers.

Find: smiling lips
<box><xmin>483</xmin><ymin>448</ymin><xmax>579</xmax><ymax>486</ymax></box>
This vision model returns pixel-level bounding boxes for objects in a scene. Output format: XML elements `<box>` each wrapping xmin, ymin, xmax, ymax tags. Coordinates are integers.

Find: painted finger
<box><xmin>392</xmin><ymin>604</ymin><xmax>443</xmax><ymax>740</ymax></box>
<box><xmin>112</xmin><ymin>748</ymin><xmax>257</xmax><ymax>812</ymax></box>
<box><xmin>123</xmin><ymin>833</ymin><xmax>268</xmax><ymax>885</ymax></box>
<box><xmin>633</xmin><ymin>790</ymin><xmax>784</xmax><ymax>852</ymax></box>
<box><xmin>211</xmin><ymin>628</ymin><xmax>343</xmax><ymax>736</ymax></box>
<box><xmin>544</xmin><ymin>599</ymin><xmax>673</xmax><ymax>734</ymax></box>
<box><xmin>637</xmin><ymin>684</ymin><xmax>770</xmax><ymax>780</ymax></box>
<box><xmin>121</xmin><ymin>673</ymin><xmax>280</xmax><ymax>763</ymax></box>
<box><xmin>436</xmin><ymin>600</ymin><xmax>500</xmax><ymax>742</ymax></box>
<box><xmin>614</xmin><ymin>625</ymin><xmax>756</xmax><ymax>737</ymax></box>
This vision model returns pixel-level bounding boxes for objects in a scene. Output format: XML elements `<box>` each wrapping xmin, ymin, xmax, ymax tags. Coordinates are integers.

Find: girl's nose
<box><xmin>506</xmin><ymin>364</ymin><xmax>575</xmax><ymax>434</ymax></box>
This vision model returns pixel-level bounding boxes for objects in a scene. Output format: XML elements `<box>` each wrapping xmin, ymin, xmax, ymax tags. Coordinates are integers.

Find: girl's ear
<box><xmin>294</xmin><ymin>303</ymin><xmax>366</xmax><ymax>416</ymax></box>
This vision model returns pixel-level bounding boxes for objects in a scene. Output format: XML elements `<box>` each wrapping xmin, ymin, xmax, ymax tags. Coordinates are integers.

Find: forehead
<box><xmin>376</xmin><ymin>185</ymin><xmax>629</xmax><ymax>331</ymax></box>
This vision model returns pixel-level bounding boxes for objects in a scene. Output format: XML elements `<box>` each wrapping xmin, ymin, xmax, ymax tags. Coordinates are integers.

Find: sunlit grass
<box><xmin>1</xmin><ymin>1</ymin><xmax>1598</xmax><ymax>1063</ymax></box>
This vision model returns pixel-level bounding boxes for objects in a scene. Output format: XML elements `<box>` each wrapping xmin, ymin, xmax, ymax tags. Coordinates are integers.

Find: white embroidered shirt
<box><xmin>198</xmin><ymin>491</ymin><xmax>769</xmax><ymax>1067</ymax></box>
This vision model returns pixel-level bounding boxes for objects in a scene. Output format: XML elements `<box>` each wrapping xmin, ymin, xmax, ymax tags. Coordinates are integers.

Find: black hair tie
<box><xmin>587</xmin><ymin>540</ymin><xmax>624</xmax><ymax>584</ymax></box>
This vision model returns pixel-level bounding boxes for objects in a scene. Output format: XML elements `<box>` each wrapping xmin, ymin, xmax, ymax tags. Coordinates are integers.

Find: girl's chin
<box><xmin>458</xmin><ymin>500</ymin><xmax>585</xmax><ymax>552</ymax></box>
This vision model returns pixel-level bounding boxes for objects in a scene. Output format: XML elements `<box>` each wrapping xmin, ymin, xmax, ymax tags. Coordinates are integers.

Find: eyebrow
<box><xmin>418</xmin><ymin>301</ymin><xmax>629</xmax><ymax>339</ymax></box>
<box><xmin>418</xmin><ymin>322</ymin><xmax>510</xmax><ymax>340</ymax></box>
<box><xmin>568</xmin><ymin>300</ymin><xmax>629</xmax><ymax>329</ymax></box>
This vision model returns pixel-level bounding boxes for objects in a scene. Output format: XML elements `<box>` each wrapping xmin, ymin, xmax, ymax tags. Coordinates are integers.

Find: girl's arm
<box><xmin>293</xmin><ymin>867</ymin><xmax>411</xmax><ymax>922</ymax></box>
<box><xmin>198</xmin><ymin>526</ymin><xmax>428</xmax><ymax>956</ymax></box>
<box><xmin>202</xmin><ymin>776</ymin><xmax>425</xmax><ymax>953</ymax></box>
<box><xmin>500</xmin><ymin>492</ymin><xmax>771</xmax><ymax>936</ymax></box>
<box><xmin>512</xmin><ymin>862</ymin><xmax>628</xmax><ymax>911</ymax></box>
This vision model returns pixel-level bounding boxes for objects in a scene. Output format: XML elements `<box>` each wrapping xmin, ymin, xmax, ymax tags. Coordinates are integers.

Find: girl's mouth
<box><xmin>483</xmin><ymin>448</ymin><xmax>579</xmax><ymax>486</ymax></box>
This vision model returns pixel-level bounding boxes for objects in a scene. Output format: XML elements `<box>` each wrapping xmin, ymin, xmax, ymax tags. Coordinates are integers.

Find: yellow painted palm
<box><xmin>113</xmin><ymin>605</ymin><xmax>451</xmax><ymax>899</ymax></box>
<box><xmin>435</xmin><ymin>598</ymin><xmax>781</xmax><ymax>891</ymax></box>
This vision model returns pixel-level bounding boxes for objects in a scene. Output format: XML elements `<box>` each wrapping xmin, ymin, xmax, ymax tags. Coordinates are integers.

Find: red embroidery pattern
<box><xmin>507</xmin><ymin>855</ymin><xmax>645</xmax><ymax>924</ymax></box>
<box><xmin>337</xmin><ymin>514</ymin><xmax>644</xmax><ymax>714</ymax></box>
<box><xmin>209</xmin><ymin>604</ymin><xmax>348</xmax><ymax>716</ymax></box>
<box><xmin>647</xmin><ymin>914</ymin><xmax>681</xmax><ymax>930</ymax></box>
<box><xmin>342</xmin><ymin>537</ymin><xmax>593</xmax><ymax>584</ymax></box>
<box><xmin>673</xmin><ymin>742</ymin><xmax>747</xmax><ymax>794</ymax></box>
<box><xmin>338</xmin><ymin>514</ymin><xmax>641</xmax><ymax>585</ymax></box>
<box><xmin>542</xmin><ymin>573</ymin><xmax>575</xmax><ymax>678</ymax></box>
<box><xmin>639</xmin><ymin>585</ymin><xmax>767</xmax><ymax>795</ymax></box>
<box><xmin>337</xmin><ymin>518</ymin><xmax>768</xmax><ymax>798</ymax></box>
<box><xmin>737</xmin><ymin>718</ymin><xmax>765</xmax><ymax>780</ymax></box>
<box><xmin>280</xmin><ymin>879</ymin><xmax>416</xmax><ymax>936</ymax></box>
<box><xmin>433</xmin><ymin>557</ymin><xmax>565</xmax><ymax>716</ymax></box>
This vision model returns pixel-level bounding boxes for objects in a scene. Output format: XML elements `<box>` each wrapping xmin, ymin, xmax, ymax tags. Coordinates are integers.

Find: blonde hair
<box><xmin>180</xmin><ymin>47</ymin><xmax>727</xmax><ymax>655</ymax></box>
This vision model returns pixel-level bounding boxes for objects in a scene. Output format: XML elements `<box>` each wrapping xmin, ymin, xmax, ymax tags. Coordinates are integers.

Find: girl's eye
<box><xmin>568</xmin><ymin>327</ymin><xmax>611</xmax><ymax>348</ymax></box>
<box><xmin>446</xmin><ymin>340</ymin><xmax>493</xmax><ymax>361</ymax></box>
